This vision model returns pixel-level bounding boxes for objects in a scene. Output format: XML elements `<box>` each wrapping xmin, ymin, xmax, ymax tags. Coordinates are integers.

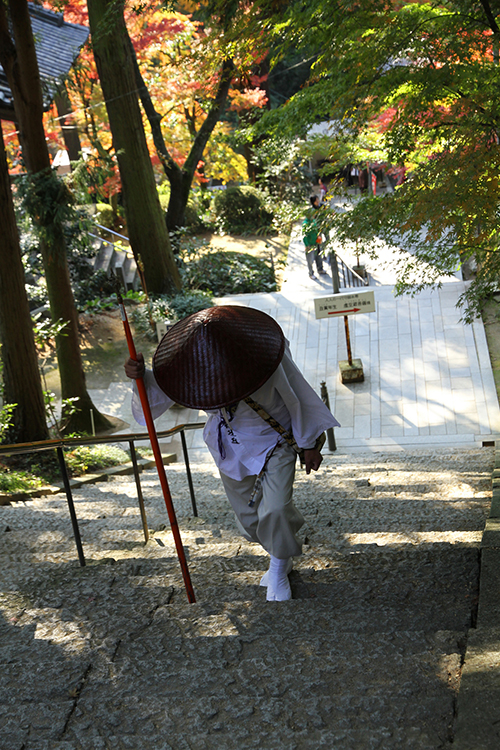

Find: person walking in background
<box><xmin>302</xmin><ymin>196</ymin><xmax>327</xmax><ymax>279</ymax></box>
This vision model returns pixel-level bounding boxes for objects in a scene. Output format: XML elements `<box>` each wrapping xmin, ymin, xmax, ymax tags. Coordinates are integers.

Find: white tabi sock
<box><xmin>265</xmin><ymin>556</ymin><xmax>293</xmax><ymax>601</ymax></box>
<box><xmin>260</xmin><ymin>557</ymin><xmax>293</xmax><ymax>587</ymax></box>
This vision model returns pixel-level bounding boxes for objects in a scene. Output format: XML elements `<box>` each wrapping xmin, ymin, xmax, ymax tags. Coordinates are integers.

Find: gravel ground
<box><xmin>0</xmin><ymin>447</ymin><xmax>494</xmax><ymax>750</ymax></box>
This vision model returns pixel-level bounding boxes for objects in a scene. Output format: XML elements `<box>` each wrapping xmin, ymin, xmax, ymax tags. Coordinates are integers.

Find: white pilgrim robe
<box><xmin>131</xmin><ymin>343</ymin><xmax>340</xmax><ymax>481</ymax></box>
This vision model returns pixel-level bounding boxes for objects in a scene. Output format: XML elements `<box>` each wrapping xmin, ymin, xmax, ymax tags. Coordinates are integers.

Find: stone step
<box><xmin>92</xmin><ymin>236</ymin><xmax>140</xmax><ymax>291</ymax></box>
<box><xmin>93</xmin><ymin>241</ymin><xmax>114</xmax><ymax>274</ymax></box>
<box><xmin>0</xmin><ymin>448</ymin><xmax>492</xmax><ymax>749</ymax></box>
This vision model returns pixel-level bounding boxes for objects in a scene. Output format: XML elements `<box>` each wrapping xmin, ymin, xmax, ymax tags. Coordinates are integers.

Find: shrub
<box><xmin>168</xmin><ymin>290</ymin><xmax>213</xmax><ymax>319</ymax></box>
<box><xmin>0</xmin><ymin>468</ymin><xmax>44</xmax><ymax>494</ymax></box>
<box><xmin>64</xmin><ymin>444</ymin><xmax>130</xmax><ymax>476</ymax></box>
<box><xmin>184</xmin><ymin>198</ymin><xmax>203</xmax><ymax>231</ymax></box>
<box><xmin>73</xmin><ymin>269</ymin><xmax>119</xmax><ymax>310</ymax></box>
<box><xmin>95</xmin><ymin>203</ymin><xmax>116</xmax><ymax>230</ymax></box>
<box><xmin>130</xmin><ymin>289</ymin><xmax>213</xmax><ymax>339</ymax></box>
<box><xmin>183</xmin><ymin>249</ymin><xmax>276</xmax><ymax>296</ymax></box>
<box><xmin>0</xmin><ymin>443</ymin><xmax>137</xmax><ymax>492</ymax></box>
<box><xmin>212</xmin><ymin>186</ymin><xmax>273</xmax><ymax>234</ymax></box>
<box><xmin>157</xmin><ymin>186</ymin><xmax>170</xmax><ymax>213</ymax></box>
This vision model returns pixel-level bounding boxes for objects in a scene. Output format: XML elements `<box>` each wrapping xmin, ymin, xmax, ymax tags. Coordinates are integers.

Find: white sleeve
<box><xmin>275</xmin><ymin>346</ymin><xmax>340</xmax><ymax>449</ymax></box>
<box><xmin>131</xmin><ymin>369</ymin><xmax>175</xmax><ymax>425</ymax></box>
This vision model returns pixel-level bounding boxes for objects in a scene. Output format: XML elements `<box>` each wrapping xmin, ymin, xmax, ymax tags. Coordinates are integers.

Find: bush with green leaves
<box><xmin>95</xmin><ymin>203</ymin><xmax>116</xmax><ymax>230</ymax></box>
<box><xmin>73</xmin><ymin>269</ymin><xmax>119</xmax><ymax>310</ymax></box>
<box><xmin>64</xmin><ymin>444</ymin><xmax>130</xmax><ymax>476</ymax></box>
<box><xmin>0</xmin><ymin>443</ymin><xmax>140</xmax><ymax>494</ymax></box>
<box><xmin>130</xmin><ymin>289</ymin><xmax>213</xmax><ymax>339</ymax></box>
<box><xmin>182</xmin><ymin>248</ymin><xmax>276</xmax><ymax>296</ymax></box>
<box><xmin>157</xmin><ymin>183</ymin><xmax>171</xmax><ymax>213</ymax></box>
<box><xmin>168</xmin><ymin>290</ymin><xmax>214</xmax><ymax>319</ymax></box>
<box><xmin>213</xmin><ymin>186</ymin><xmax>273</xmax><ymax>234</ymax></box>
<box><xmin>0</xmin><ymin>467</ymin><xmax>44</xmax><ymax>494</ymax></box>
<box><xmin>0</xmin><ymin>403</ymin><xmax>16</xmax><ymax>444</ymax></box>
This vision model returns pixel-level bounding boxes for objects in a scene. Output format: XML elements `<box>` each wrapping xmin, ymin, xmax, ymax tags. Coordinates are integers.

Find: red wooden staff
<box><xmin>117</xmin><ymin>289</ymin><xmax>196</xmax><ymax>603</ymax></box>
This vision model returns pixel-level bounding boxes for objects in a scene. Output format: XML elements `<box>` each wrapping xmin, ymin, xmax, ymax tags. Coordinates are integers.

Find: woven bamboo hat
<box><xmin>152</xmin><ymin>305</ymin><xmax>285</xmax><ymax>409</ymax></box>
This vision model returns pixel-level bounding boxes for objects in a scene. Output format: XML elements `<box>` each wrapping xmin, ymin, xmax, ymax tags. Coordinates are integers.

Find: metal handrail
<box><xmin>92</xmin><ymin>223</ymin><xmax>130</xmax><ymax>243</ymax></box>
<box><xmin>336</xmin><ymin>253</ymin><xmax>369</xmax><ymax>288</ymax></box>
<box><xmin>329</xmin><ymin>250</ymin><xmax>369</xmax><ymax>292</ymax></box>
<box><xmin>88</xmin><ymin>233</ymin><xmax>135</xmax><ymax>258</ymax></box>
<box><xmin>0</xmin><ymin>424</ymin><xmax>204</xmax><ymax>456</ymax></box>
<box><xmin>0</xmin><ymin>422</ymin><xmax>206</xmax><ymax>567</ymax></box>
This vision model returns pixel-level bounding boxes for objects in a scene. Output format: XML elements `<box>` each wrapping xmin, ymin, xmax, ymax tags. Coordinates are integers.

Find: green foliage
<box><xmin>0</xmin><ymin>443</ymin><xmax>137</xmax><ymax>493</ymax></box>
<box><xmin>168</xmin><ymin>290</ymin><xmax>214</xmax><ymax>319</ymax></box>
<box><xmin>25</xmin><ymin>282</ymin><xmax>48</xmax><ymax>310</ymax></box>
<box><xmin>182</xmin><ymin>246</ymin><xmax>276</xmax><ymax>296</ymax></box>
<box><xmin>253</xmin><ymin>136</ymin><xmax>311</xmax><ymax>202</ymax></box>
<box><xmin>64</xmin><ymin>444</ymin><xmax>130</xmax><ymax>477</ymax></box>
<box><xmin>73</xmin><ymin>269</ymin><xmax>119</xmax><ymax>310</ymax></box>
<box><xmin>16</xmin><ymin>169</ymin><xmax>73</xmax><ymax>246</ymax></box>
<box><xmin>212</xmin><ymin>186</ymin><xmax>273</xmax><ymax>233</ymax></box>
<box><xmin>0</xmin><ymin>403</ymin><xmax>16</xmax><ymax>443</ymax></box>
<box><xmin>130</xmin><ymin>289</ymin><xmax>213</xmax><ymax>338</ymax></box>
<box><xmin>184</xmin><ymin>197</ymin><xmax>206</xmax><ymax>231</ymax></box>
<box><xmin>256</xmin><ymin>0</ymin><xmax>500</xmax><ymax>317</ymax></box>
<box><xmin>32</xmin><ymin>314</ymin><xmax>68</xmax><ymax>349</ymax></box>
<box><xmin>95</xmin><ymin>203</ymin><xmax>117</xmax><ymax>230</ymax></box>
<box><xmin>271</xmin><ymin>198</ymin><xmax>304</xmax><ymax>233</ymax></box>
<box><xmin>14</xmin><ymin>172</ymin><xmax>103</xmax><ymax>311</ymax></box>
<box><xmin>157</xmin><ymin>182</ymin><xmax>171</xmax><ymax>213</ymax></box>
<box><xmin>0</xmin><ymin>467</ymin><xmax>43</xmax><ymax>494</ymax></box>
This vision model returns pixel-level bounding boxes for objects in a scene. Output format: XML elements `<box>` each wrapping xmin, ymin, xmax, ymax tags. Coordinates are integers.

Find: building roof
<box><xmin>0</xmin><ymin>3</ymin><xmax>89</xmax><ymax>121</ymax></box>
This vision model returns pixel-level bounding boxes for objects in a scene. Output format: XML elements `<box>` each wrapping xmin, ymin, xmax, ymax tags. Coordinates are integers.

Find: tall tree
<box><xmin>127</xmin><ymin>0</ymin><xmax>276</xmax><ymax>228</ymax></box>
<box><xmin>86</xmin><ymin>0</ymin><xmax>181</xmax><ymax>294</ymax></box>
<box><xmin>0</xmin><ymin>127</ymin><xmax>48</xmax><ymax>444</ymax></box>
<box><xmin>130</xmin><ymin>39</ymin><xmax>234</xmax><ymax>231</ymax></box>
<box><xmin>0</xmin><ymin>0</ymin><xmax>111</xmax><ymax>434</ymax></box>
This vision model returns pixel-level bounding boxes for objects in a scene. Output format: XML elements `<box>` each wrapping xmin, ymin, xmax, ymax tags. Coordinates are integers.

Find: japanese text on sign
<box><xmin>314</xmin><ymin>290</ymin><xmax>376</xmax><ymax>319</ymax></box>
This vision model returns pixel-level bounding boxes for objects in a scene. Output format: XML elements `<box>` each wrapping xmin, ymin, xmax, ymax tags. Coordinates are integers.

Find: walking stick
<box><xmin>116</xmin><ymin>287</ymin><xmax>196</xmax><ymax>603</ymax></box>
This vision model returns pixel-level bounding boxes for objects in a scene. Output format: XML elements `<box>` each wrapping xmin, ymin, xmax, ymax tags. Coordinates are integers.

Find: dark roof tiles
<box><xmin>0</xmin><ymin>3</ymin><xmax>89</xmax><ymax>120</ymax></box>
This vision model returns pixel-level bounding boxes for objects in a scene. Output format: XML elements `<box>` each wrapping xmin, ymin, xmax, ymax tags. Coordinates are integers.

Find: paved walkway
<box><xmin>90</xmin><ymin>224</ymin><xmax>500</xmax><ymax>456</ymax></box>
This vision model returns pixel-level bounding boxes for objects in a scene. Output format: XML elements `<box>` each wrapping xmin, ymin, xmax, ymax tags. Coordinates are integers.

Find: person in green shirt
<box><xmin>302</xmin><ymin>196</ymin><xmax>327</xmax><ymax>279</ymax></box>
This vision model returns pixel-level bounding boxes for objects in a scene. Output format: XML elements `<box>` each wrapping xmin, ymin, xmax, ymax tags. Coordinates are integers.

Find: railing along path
<box><xmin>0</xmin><ymin>423</ymin><xmax>205</xmax><ymax>568</ymax></box>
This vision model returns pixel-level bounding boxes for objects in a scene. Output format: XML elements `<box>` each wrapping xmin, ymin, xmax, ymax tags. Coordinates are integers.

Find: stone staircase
<box><xmin>0</xmin><ymin>448</ymin><xmax>494</xmax><ymax>749</ymax></box>
<box><xmin>90</xmin><ymin>224</ymin><xmax>141</xmax><ymax>292</ymax></box>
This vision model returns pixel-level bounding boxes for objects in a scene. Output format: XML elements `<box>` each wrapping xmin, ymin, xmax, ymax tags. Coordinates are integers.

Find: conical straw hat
<box><xmin>152</xmin><ymin>306</ymin><xmax>285</xmax><ymax>409</ymax></box>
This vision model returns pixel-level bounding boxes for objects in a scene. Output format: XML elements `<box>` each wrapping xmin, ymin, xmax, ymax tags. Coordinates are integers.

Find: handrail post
<box><xmin>320</xmin><ymin>382</ymin><xmax>337</xmax><ymax>452</ymax></box>
<box><xmin>56</xmin><ymin>447</ymin><xmax>86</xmax><ymax>566</ymax></box>
<box><xmin>129</xmin><ymin>440</ymin><xmax>149</xmax><ymax>542</ymax></box>
<box><xmin>180</xmin><ymin>430</ymin><xmax>198</xmax><ymax>517</ymax></box>
<box><xmin>330</xmin><ymin>251</ymin><xmax>340</xmax><ymax>293</ymax></box>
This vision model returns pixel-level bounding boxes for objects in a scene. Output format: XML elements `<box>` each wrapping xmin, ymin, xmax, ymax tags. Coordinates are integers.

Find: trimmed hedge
<box><xmin>183</xmin><ymin>249</ymin><xmax>276</xmax><ymax>296</ymax></box>
<box><xmin>213</xmin><ymin>186</ymin><xmax>273</xmax><ymax>233</ymax></box>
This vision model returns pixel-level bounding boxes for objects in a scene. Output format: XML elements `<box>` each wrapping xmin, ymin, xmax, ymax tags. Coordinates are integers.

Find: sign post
<box><xmin>314</xmin><ymin>290</ymin><xmax>376</xmax><ymax>383</ymax></box>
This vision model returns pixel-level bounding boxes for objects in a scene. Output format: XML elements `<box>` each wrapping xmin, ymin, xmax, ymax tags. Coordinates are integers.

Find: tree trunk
<box><xmin>0</xmin><ymin>0</ymin><xmax>112</xmax><ymax>435</ymax></box>
<box><xmin>55</xmin><ymin>83</ymin><xmax>82</xmax><ymax>162</ymax></box>
<box><xmin>127</xmin><ymin>31</ymin><xmax>234</xmax><ymax>233</ymax></box>
<box><xmin>87</xmin><ymin>0</ymin><xmax>181</xmax><ymax>294</ymax></box>
<box><xmin>0</xmin><ymin>129</ymin><xmax>48</xmax><ymax>444</ymax></box>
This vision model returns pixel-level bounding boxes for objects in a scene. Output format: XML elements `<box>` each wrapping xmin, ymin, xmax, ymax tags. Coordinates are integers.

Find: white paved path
<box><xmin>90</xmin><ymin>225</ymin><xmax>500</xmax><ymax>455</ymax></box>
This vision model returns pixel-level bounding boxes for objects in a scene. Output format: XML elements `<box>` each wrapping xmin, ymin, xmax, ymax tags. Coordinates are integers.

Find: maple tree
<box><xmin>122</xmin><ymin>1</ymin><xmax>270</xmax><ymax>229</ymax></box>
<box><xmin>44</xmin><ymin>0</ymin><xmax>268</xmax><ymax>231</ymax></box>
<box><xmin>250</xmin><ymin>0</ymin><xmax>500</xmax><ymax>319</ymax></box>
<box><xmin>87</xmin><ymin>0</ymin><xmax>182</xmax><ymax>293</ymax></box>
